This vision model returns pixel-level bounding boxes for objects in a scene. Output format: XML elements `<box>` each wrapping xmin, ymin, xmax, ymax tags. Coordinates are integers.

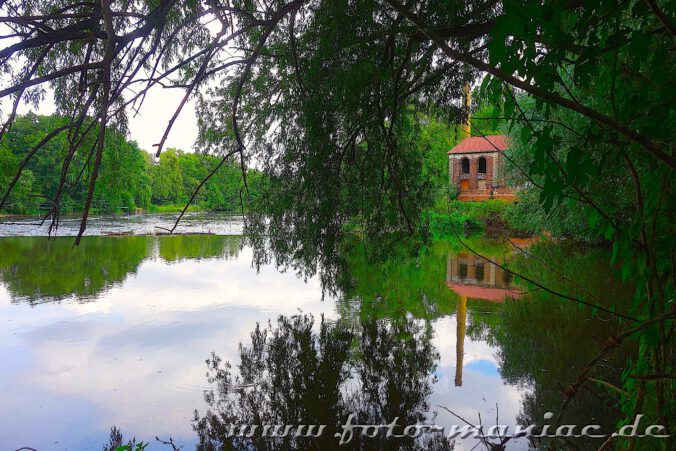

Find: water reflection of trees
<box><xmin>338</xmin><ymin>240</ymin><xmax>463</xmax><ymax>321</ymax></box>
<box><xmin>194</xmin><ymin>314</ymin><xmax>453</xmax><ymax>450</ymax></box>
<box><xmin>482</xmin><ymin>244</ymin><xmax>635</xmax><ymax>450</ymax></box>
<box><xmin>158</xmin><ymin>235</ymin><xmax>242</xmax><ymax>263</ymax></box>
<box><xmin>0</xmin><ymin>235</ymin><xmax>242</xmax><ymax>304</ymax></box>
<box><xmin>489</xmin><ymin>303</ymin><xmax>628</xmax><ymax>450</ymax></box>
<box><xmin>341</xmin><ymin>238</ymin><xmax>637</xmax><ymax>450</ymax></box>
<box><xmin>0</xmin><ymin>236</ymin><xmax>152</xmax><ymax>304</ymax></box>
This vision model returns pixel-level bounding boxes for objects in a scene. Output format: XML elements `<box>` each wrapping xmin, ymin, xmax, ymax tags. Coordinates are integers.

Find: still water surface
<box><xmin>0</xmin><ymin>218</ymin><xmax>630</xmax><ymax>450</ymax></box>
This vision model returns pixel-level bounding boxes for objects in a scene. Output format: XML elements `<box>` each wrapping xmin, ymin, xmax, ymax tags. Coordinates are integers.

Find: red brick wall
<box><xmin>452</xmin><ymin>154</ymin><xmax>495</xmax><ymax>193</ymax></box>
<box><xmin>451</xmin><ymin>153</ymin><xmax>516</xmax><ymax>201</ymax></box>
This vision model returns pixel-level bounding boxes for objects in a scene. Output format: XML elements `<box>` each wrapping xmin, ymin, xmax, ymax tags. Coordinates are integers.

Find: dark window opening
<box><xmin>475</xmin><ymin>264</ymin><xmax>485</xmax><ymax>281</ymax></box>
<box><xmin>461</xmin><ymin>157</ymin><xmax>470</xmax><ymax>174</ymax></box>
<box><xmin>458</xmin><ymin>263</ymin><xmax>468</xmax><ymax>278</ymax></box>
<box><xmin>504</xmin><ymin>271</ymin><xmax>513</xmax><ymax>285</ymax></box>
<box><xmin>478</xmin><ymin>157</ymin><xmax>487</xmax><ymax>174</ymax></box>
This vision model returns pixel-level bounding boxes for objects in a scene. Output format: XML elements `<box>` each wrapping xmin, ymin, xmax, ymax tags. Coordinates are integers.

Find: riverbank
<box><xmin>0</xmin><ymin>203</ymin><xmax>213</xmax><ymax>219</ymax></box>
<box><xmin>429</xmin><ymin>199</ymin><xmax>525</xmax><ymax>239</ymax></box>
<box><xmin>1</xmin><ymin>201</ymin><xmax>527</xmax><ymax>242</ymax></box>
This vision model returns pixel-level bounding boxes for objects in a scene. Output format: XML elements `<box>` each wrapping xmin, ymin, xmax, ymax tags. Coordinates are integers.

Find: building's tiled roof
<box><xmin>448</xmin><ymin>135</ymin><xmax>509</xmax><ymax>154</ymax></box>
<box><xmin>446</xmin><ymin>282</ymin><xmax>522</xmax><ymax>302</ymax></box>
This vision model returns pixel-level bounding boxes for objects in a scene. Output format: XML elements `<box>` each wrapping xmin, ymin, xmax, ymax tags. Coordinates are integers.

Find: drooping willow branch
<box><xmin>0</xmin><ymin>0</ymin><xmax>307</xmax><ymax>242</ymax></box>
<box><xmin>385</xmin><ymin>0</ymin><xmax>676</xmax><ymax>170</ymax></box>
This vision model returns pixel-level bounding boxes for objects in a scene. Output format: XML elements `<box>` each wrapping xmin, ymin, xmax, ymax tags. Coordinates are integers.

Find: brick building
<box><xmin>448</xmin><ymin>134</ymin><xmax>516</xmax><ymax>201</ymax></box>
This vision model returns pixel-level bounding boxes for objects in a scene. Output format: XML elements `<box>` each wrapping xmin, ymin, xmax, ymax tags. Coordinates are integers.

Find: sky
<box><xmin>0</xmin><ymin>16</ymin><xmax>219</xmax><ymax>155</ymax></box>
<box><xmin>126</xmin><ymin>88</ymin><xmax>199</xmax><ymax>153</ymax></box>
<box><xmin>11</xmin><ymin>85</ymin><xmax>200</xmax><ymax>154</ymax></box>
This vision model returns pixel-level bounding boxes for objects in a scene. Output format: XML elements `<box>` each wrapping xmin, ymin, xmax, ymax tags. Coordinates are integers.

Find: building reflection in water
<box><xmin>446</xmin><ymin>252</ymin><xmax>521</xmax><ymax>386</ymax></box>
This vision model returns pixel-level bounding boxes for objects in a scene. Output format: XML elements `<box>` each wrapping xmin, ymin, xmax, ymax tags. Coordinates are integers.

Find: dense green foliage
<box><xmin>429</xmin><ymin>199</ymin><xmax>514</xmax><ymax>239</ymax></box>
<box><xmin>500</xmin><ymin>96</ymin><xmax>648</xmax><ymax>241</ymax></box>
<box><xmin>473</xmin><ymin>1</ymin><xmax>675</xmax><ymax>432</ymax></box>
<box><xmin>0</xmin><ymin>114</ymin><xmax>151</xmax><ymax>213</ymax></box>
<box><xmin>0</xmin><ymin>114</ymin><xmax>253</xmax><ymax>214</ymax></box>
<box><xmin>148</xmin><ymin>147</ymin><xmax>261</xmax><ymax>212</ymax></box>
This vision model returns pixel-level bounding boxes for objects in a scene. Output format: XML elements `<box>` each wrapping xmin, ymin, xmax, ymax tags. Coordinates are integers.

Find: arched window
<box><xmin>478</xmin><ymin>157</ymin><xmax>487</xmax><ymax>174</ymax></box>
<box><xmin>458</xmin><ymin>262</ymin><xmax>468</xmax><ymax>278</ymax></box>
<box><xmin>475</xmin><ymin>263</ymin><xmax>485</xmax><ymax>281</ymax></box>
<box><xmin>461</xmin><ymin>157</ymin><xmax>470</xmax><ymax>174</ymax></box>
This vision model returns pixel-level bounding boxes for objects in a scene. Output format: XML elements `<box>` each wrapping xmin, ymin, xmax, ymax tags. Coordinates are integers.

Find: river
<box><xmin>0</xmin><ymin>215</ymin><xmax>632</xmax><ymax>450</ymax></box>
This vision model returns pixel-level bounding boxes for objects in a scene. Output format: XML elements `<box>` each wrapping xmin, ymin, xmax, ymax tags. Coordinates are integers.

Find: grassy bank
<box><xmin>428</xmin><ymin>199</ymin><xmax>517</xmax><ymax>239</ymax></box>
<box><xmin>147</xmin><ymin>204</ymin><xmax>208</xmax><ymax>214</ymax></box>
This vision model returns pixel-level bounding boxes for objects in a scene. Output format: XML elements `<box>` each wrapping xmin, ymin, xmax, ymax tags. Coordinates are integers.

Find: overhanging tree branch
<box><xmin>385</xmin><ymin>0</ymin><xmax>676</xmax><ymax>169</ymax></box>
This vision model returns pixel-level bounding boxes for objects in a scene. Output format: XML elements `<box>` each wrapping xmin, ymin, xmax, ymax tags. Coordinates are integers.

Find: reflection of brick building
<box><xmin>448</xmin><ymin>135</ymin><xmax>516</xmax><ymax>201</ymax></box>
<box><xmin>445</xmin><ymin>252</ymin><xmax>521</xmax><ymax>302</ymax></box>
<box><xmin>446</xmin><ymin>252</ymin><xmax>521</xmax><ymax>386</ymax></box>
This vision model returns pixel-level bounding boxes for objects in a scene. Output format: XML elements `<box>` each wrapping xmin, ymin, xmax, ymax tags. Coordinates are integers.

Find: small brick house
<box><xmin>448</xmin><ymin>134</ymin><xmax>516</xmax><ymax>201</ymax></box>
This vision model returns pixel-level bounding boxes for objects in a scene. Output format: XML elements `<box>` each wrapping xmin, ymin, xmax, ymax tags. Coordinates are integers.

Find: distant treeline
<box><xmin>0</xmin><ymin>114</ymin><xmax>258</xmax><ymax>214</ymax></box>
